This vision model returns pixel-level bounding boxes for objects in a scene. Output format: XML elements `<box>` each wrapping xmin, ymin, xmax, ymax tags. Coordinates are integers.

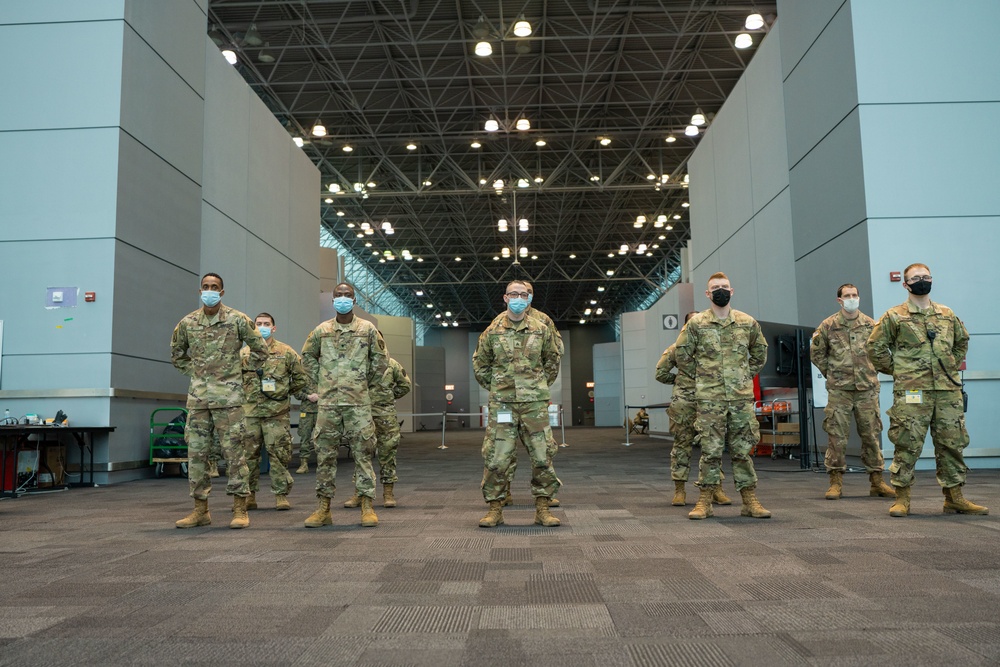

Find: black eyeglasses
<box><xmin>506</xmin><ymin>291</ymin><xmax>530</xmax><ymax>299</ymax></box>
<box><xmin>906</xmin><ymin>275</ymin><xmax>932</xmax><ymax>284</ymax></box>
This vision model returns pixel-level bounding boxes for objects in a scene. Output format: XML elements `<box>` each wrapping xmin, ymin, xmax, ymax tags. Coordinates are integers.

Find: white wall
<box><xmin>593</xmin><ymin>341</ymin><xmax>623</xmax><ymax>427</ymax></box>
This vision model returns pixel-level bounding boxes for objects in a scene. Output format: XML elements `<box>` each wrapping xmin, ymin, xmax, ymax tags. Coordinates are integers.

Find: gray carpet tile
<box><xmin>1</xmin><ymin>427</ymin><xmax>999</xmax><ymax>665</ymax></box>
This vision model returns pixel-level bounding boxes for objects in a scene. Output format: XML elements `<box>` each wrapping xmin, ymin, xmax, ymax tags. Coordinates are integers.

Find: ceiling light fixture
<box><xmin>590</xmin><ymin>175</ymin><xmax>600</xmax><ymax>182</ymax></box>
<box><xmin>519</xmin><ymin>246</ymin><xmax>528</xmax><ymax>257</ymax></box>
<box><xmin>243</xmin><ymin>23</ymin><xmax>263</xmax><ymax>46</ymax></box>
<box><xmin>221</xmin><ymin>49</ymin><xmax>238</xmax><ymax>65</ymax></box>
<box><xmin>328</xmin><ymin>183</ymin><xmax>341</xmax><ymax>193</ymax></box>
<box><xmin>471</xmin><ymin>140</ymin><xmax>482</xmax><ymax>148</ymax></box>
<box><xmin>535</xmin><ymin>139</ymin><xmax>546</xmax><ymax>147</ymax></box>
<box><xmin>691</xmin><ymin>109</ymin><xmax>707</xmax><ymax>126</ymax></box>
<box><xmin>484</xmin><ymin>118</ymin><xmax>500</xmax><ymax>132</ymax></box>
<box><xmin>258</xmin><ymin>45</ymin><xmax>275</xmax><ymax>64</ymax></box>
<box><xmin>342</xmin><ymin>144</ymin><xmax>353</xmax><ymax>152</ymax></box>
<box><xmin>336</xmin><ymin>210</ymin><xmax>345</xmax><ymax>216</ymax></box>
<box><xmin>311</xmin><ymin>120</ymin><xmax>327</xmax><ymax>137</ymax></box>
<box><xmin>735</xmin><ymin>33</ymin><xmax>753</xmax><ymax>49</ymax></box>
<box><xmin>533</xmin><ymin>176</ymin><xmax>543</xmax><ymax>183</ymax></box>
<box><xmin>619</xmin><ymin>244</ymin><xmax>628</xmax><ymax>255</ymax></box>
<box><xmin>665</xmin><ymin>135</ymin><xmax>676</xmax><ymax>143</ymax></box>
<box><xmin>597</xmin><ymin>286</ymin><xmax>605</xmax><ymax>292</ymax></box>
<box><xmin>518</xmin><ymin>218</ymin><xmax>528</xmax><ymax>231</ymax></box>
<box><xmin>745</xmin><ymin>13</ymin><xmax>765</xmax><ymax>30</ymax></box>
<box><xmin>598</xmin><ymin>137</ymin><xmax>611</xmax><ymax>146</ymax></box>
<box><xmin>475</xmin><ymin>41</ymin><xmax>493</xmax><ymax>57</ymax></box>
<box><xmin>606</xmin><ymin>270</ymin><xmax>615</xmax><ymax>276</ymax></box>
<box><xmin>406</xmin><ymin>142</ymin><xmax>417</xmax><ymax>150</ymax></box>
<box><xmin>684</xmin><ymin>124</ymin><xmax>699</xmax><ymax>137</ymax></box>
<box><xmin>422</xmin><ymin>179</ymin><xmax>432</xmax><ymax>186</ymax></box>
<box><xmin>681</xmin><ymin>202</ymin><xmax>690</xmax><ymax>207</ymax></box>
<box><xmin>515</xmin><ymin>117</ymin><xmax>530</xmax><ymax>131</ymax></box>
<box><xmin>517</xmin><ymin>178</ymin><xmax>529</xmax><ymax>188</ymax></box>
<box><xmin>512</xmin><ymin>19</ymin><xmax>532</xmax><ymax>37</ymax></box>
<box><xmin>324</xmin><ymin>198</ymin><xmax>333</xmax><ymax>204</ymax></box>
<box><xmin>293</xmin><ymin>136</ymin><xmax>305</xmax><ymax>148</ymax></box>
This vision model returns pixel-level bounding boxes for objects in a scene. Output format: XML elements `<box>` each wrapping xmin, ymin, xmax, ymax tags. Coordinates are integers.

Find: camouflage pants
<box><xmin>823</xmin><ymin>388</ymin><xmax>884</xmax><ymax>472</ymax></box>
<box><xmin>208</xmin><ymin>432</ymin><xmax>223</xmax><ymax>466</ymax></box>
<box><xmin>694</xmin><ymin>400</ymin><xmax>760</xmax><ymax>490</ymax></box>
<box><xmin>887</xmin><ymin>389</ymin><xmax>969</xmax><ymax>489</ymax></box>
<box><xmin>297</xmin><ymin>411</ymin><xmax>317</xmax><ymax>462</ymax></box>
<box><xmin>372</xmin><ymin>405</ymin><xmax>400</xmax><ymax>485</ymax></box>
<box><xmin>185</xmin><ymin>406</ymin><xmax>250</xmax><ymax>499</ymax></box>
<box><xmin>668</xmin><ymin>389</ymin><xmax>697</xmax><ymax>481</ymax></box>
<box><xmin>245</xmin><ymin>415</ymin><xmax>294</xmax><ymax>495</ymax></box>
<box><xmin>482</xmin><ymin>400</ymin><xmax>560</xmax><ymax>502</ymax></box>
<box><xmin>503</xmin><ymin>419</ymin><xmax>559</xmax><ymax>486</ymax></box>
<box><xmin>314</xmin><ymin>405</ymin><xmax>377</xmax><ymax>499</ymax></box>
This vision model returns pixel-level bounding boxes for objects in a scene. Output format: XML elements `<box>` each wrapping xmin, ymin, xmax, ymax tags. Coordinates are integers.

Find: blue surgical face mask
<box><xmin>333</xmin><ymin>296</ymin><xmax>354</xmax><ymax>314</ymax></box>
<box><xmin>527</xmin><ymin>293</ymin><xmax>533</xmax><ymax>304</ymax></box>
<box><xmin>508</xmin><ymin>297</ymin><xmax>529</xmax><ymax>314</ymax></box>
<box><xmin>200</xmin><ymin>290</ymin><xmax>221</xmax><ymax>307</ymax></box>
<box><xmin>258</xmin><ymin>326</ymin><xmax>272</xmax><ymax>339</ymax></box>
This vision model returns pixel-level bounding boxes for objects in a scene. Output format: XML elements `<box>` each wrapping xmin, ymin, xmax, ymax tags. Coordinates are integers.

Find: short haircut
<box><xmin>505</xmin><ymin>280</ymin><xmax>528</xmax><ymax>292</ymax></box>
<box><xmin>201</xmin><ymin>272</ymin><xmax>224</xmax><ymax>289</ymax></box>
<box><xmin>684</xmin><ymin>311</ymin><xmax>698</xmax><ymax>323</ymax></box>
<box><xmin>255</xmin><ymin>312</ymin><xmax>275</xmax><ymax>326</ymax></box>
<box><xmin>523</xmin><ymin>281</ymin><xmax>534</xmax><ymax>294</ymax></box>
<box><xmin>335</xmin><ymin>282</ymin><xmax>355</xmax><ymax>294</ymax></box>
<box><xmin>837</xmin><ymin>283</ymin><xmax>857</xmax><ymax>298</ymax></box>
<box><xmin>707</xmin><ymin>272</ymin><xmax>729</xmax><ymax>286</ymax></box>
<box><xmin>903</xmin><ymin>263</ymin><xmax>930</xmax><ymax>279</ymax></box>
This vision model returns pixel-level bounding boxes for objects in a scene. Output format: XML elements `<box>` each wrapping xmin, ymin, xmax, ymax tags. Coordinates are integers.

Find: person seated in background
<box><xmin>633</xmin><ymin>408</ymin><xmax>649</xmax><ymax>434</ymax></box>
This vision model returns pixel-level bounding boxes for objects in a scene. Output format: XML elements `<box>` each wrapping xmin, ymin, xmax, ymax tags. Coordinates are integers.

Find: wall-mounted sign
<box><xmin>585</xmin><ymin>382</ymin><xmax>595</xmax><ymax>388</ymax></box>
<box><xmin>444</xmin><ymin>384</ymin><xmax>455</xmax><ymax>391</ymax></box>
<box><xmin>662</xmin><ymin>314</ymin><xmax>679</xmax><ymax>330</ymax></box>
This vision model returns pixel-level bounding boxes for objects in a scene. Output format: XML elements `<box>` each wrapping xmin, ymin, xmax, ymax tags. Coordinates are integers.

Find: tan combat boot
<box><xmin>209</xmin><ymin>462</ymin><xmax>220</xmax><ymax>478</ymax></box>
<box><xmin>889</xmin><ymin>486</ymin><xmax>910</xmax><ymax>517</ymax></box>
<box><xmin>230</xmin><ymin>496</ymin><xmax>250</xmax><ymax>529</ymax></box>
<box><xmin>360</xmin><ymin>496</ymin><xmax>379</xmax><ymax>527</ymax></box>
<box><xmin>534</xmin><ymin>496</ymin><xmax>561</xmax><ymax>527</ymax></box>
<box><xmin>275</xmin><ymin>494</ymin><xmax>291</xmax><ymax>511</ymax></box>
<box><xmin>479</xmin><ymin>500</ymin><xmax>504</xmax><ymax>527</ymax></box>
<box><xmin>713</xmin><ymin>486</ymin><xmax>733</xmax><ymax>505</ymax></box>
<box><xmin>943</xmin><ymin>486</ymin><xmax>989</xmax><ymax>515</ymax></box>
<box><xmin>343</xmin><ymin>494</ymin><xmax>362</xmax><ymax>508</ymax></box>
<box><xmin>672</xmin><ymin>480</ymin><xmax>686</xmax><ymax>506</ymax></box>
<box><xmin>295</xmin><ymin>461</ymin><xmax>309</xmax><ymax>474</ymax></box>
<box><xmin>304</xmin><ymin>497</ymin><xmax>333</xmax><ymax>527</ymax></box>
<box><xmin>739</xmin><ymin>486</ymin><xmax>772</xmax><ymax>518</ymax></box>
<box><xmin>549</xmin><ymin>497</ymin><xmax>561</xmax><ymax>507</ymax></box>
<box><xmin>175</xmin><ymin>498</ymin><xmax>211</xmax><ymax>528</ymax></box>
<box><xmin>687</xmin><ymin>486</ymin><xmax>715</xmax><ymax>520</ymax></box>
<box><xmin>825</xmin><ymin>471</ymin><xmax>843</xmax><ymax>500</ymax></box>
<box><xmin>869</xmin><ymin>472</ymin><xmax>896</xmax><ymax>497</ymax></box>
<box><xmin>246</xmin><ymin>491</ymin><xmax>258</xmax><ymax>510</ymax></box>
<box><xmin>383</xmin><ymin>483</ymin><xmax>397</xmax><ymax>508</ymax></box>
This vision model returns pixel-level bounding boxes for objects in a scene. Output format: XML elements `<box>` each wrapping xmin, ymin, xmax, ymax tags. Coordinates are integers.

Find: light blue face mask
<box><xmin>258</xmin><ymin>326</ymin><xmax>272</xmax><ymax>339</ymax></box>
<box><xmin>527</xmin><ymin>293</ymin><xmax>533</xmax><ymax>304</ymax></box>
<box><xmin>508</xmin><ymin>297</ymin><xmax>529</xmax><ymax>314</ymax></box>
<box><xmin>200</xmin><ymin>290</ymin><xmax>221</xmax><ymax>307</ymax></box>
<box><xmin>333</xmin><ymin>296</ymin><xmax>354</xmax><ymax>314</ymax></box>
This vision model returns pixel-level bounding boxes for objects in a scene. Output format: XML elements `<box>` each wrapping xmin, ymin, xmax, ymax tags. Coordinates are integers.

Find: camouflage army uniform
<box><xmin>810</xmin><ymin>311</ymin><xmax>884</xmax><ymax>472</ymax></box>
<box><xmin>674</xmin><ymin>309</ymin><xmax>767</xmax><ymax>490</ymax></box>
<box><xmin>368</xmin><ymin>357</ymin><xmax>412</xmax><ymax>485</ymax></box>
<box><xmin>473</xmin><ymin>312</ymin><xmax>562</xmax><ymax>502</ymax></box>
<box><xmin>170</xmin><ymin>304</ymin><xmax>267</xmax><ymax>499</ymax></box>
<box><xmin>301</xmin><ymin>317</ymin><xmax>389</xmax><ymax>500</ymax></box>
<box><xmin>655</xmin><ymin>343</ymin><xmax>697</xmax><ymax>481</ymax></box>
<box><xmin>241</xmin><ymin>339</ymin><xmax>312</xmax><ymax>497</ymax></box>
<box><xmin>867</xmin><ymin>301</ymin><xmax>970</xmax><ymax>489</ymax></box>
<box><xmin>502</xmin><ymin>306</ymin><xmax>563</xmax><ymax>490</ymax></box>
<box><xmin>296</xmin><ymin>400</ymin><xmax>318</xmax><ymax>465</ymax></box>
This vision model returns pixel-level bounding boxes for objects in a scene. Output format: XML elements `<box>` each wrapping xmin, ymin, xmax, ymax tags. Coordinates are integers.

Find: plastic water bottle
<box><xmin>3</xmin><ymin>409</ymin><xmax>9</xmax><ymax>422</ymax></box>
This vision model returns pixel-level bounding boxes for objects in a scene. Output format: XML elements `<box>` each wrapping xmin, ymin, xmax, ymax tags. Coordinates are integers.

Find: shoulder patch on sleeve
<box><xmin>378</xmin><ymin>337</ymin><xmax>386</xmax><ymax>350</ymax></box>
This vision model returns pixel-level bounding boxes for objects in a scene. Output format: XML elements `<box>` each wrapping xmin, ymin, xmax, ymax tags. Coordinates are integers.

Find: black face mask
<box><xmin>908</xmin><ymin>280</ymin><xmax>932</xmax><ymax>296</ymax></box>
<box><xmin>710</xmin><ymin>288</ymin><xmax>732</xmax><ymax>307</ymax></box>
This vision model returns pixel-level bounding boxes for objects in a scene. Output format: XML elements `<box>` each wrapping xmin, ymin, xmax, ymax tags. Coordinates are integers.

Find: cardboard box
<box><xmin>43</xmin><ymin>445</ymin><xmax>66</xmax><ymax>486</ymax></box>
<box><xmin>776</xmin><ymin>422</ymin><xmax>800</xmax><ymax>433</ymax></box>
<box><xmin>760</xmin><ymin>433</ymin><xmax>800</xmax><ymax>446</ymax></box>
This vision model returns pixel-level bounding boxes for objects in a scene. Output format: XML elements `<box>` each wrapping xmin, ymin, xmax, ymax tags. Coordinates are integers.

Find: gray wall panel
<box><xmin>781</xmin><ymin>3</ymin><xmax>858</xmax><ymax>166</ymax></box>
<box><xmin>746</xmin><ymin>24</ymin><xmax>790</xmax><ymax>209</ymax></box>
<box><xmin>0</xmin><ymin>128</ymin><xmax>120</xmax><ymax>240</ymax></box>
<box><xmin>593</xmin><ymin>341</ymin><xmax>622</xmax><ymax>427</ymax></box>
<box><xmin>719</xmin><ymin>225</ymin><xmax>760</xmax><ymax>317</ymax></box>
<box><xmin>687</xmin><ymin>130</ymin><xmax>718</xmax><ymax>267</ymax></box>
<box><xmin>787</xmin><ymin>109</ymin><xmax>867</xmax><ymax>259</ymax></box>
<box><xmin>852</xmin><ymin>0</ymin><xmax>1000</xmax><ymax>104</ymax></box>
<box><xmin>288</xmin><ymin>148</ymin><xmax>321</xmax><ymax>271</ymax></box>
<box><xmin>776</xmin><ymin>0</ymin><xmax>845</xmax><ymax>79</ymax></box>
<box><xmin>860</xmin><ymin>103</ymin><xmax>1000</xmax><ymax>219</ymax></box>
<box><xmin>752</xmin><ymin>190</ymin><xmax>797</xmax><ymax>324</ymax></box>
<box><xmin>0</xmin><ymin>1</ymin><xmax>125</xmax><ymax>23</ymax></box>
<box><xmin>124</xmin><ymin>0</ymin><xmax>207</xmax><ymax>97</ymax></box>
<box><xmin>115</xmin><ymin>130</ymin><xmax>202</xmax><ymax>273</ymax></box>
<box><xmin>202</xmin><ymin>47</ymin><xmax>250</xmax><ymax>225</ymax></box>
<box><xmin>120</xmin><ymin>25</ymin><xmax>205</xmax><ymax>183</ymax></box>
<box><xmin>711</xmin><ymin>78</ymin><xmax>753</xmax><ymax>242</ymax></box>
<box><xmin>0</xmin><ymin>21</ymin><xmax>123</xmax><ymax>131</ymax></box>
<box><xmin>794</xmin><ymin>223</ymin><xmax>871</xmax><ymax>329</ymax></box>
<box><xmin>247</xmin><ymin>100</ymin><xmax>291</xmax><ymax>255</ymax></box>
<box><xmin>199</xmin><ymin>205</ymin><xmax>248</xmax><ymax>311</ymax></box>
<box><xmin>245</xmin><ymin>236</ymin><xmax>291</xmax><ymax>327</ymax></box>
<box><xmin>285</xmin><ymin>266</ymin><xmax>321</xmax><ymax>353</ymax></box>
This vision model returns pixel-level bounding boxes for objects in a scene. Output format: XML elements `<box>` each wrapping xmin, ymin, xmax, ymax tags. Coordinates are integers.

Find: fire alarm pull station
<box><xmin>84</xmin><ymin>292</ymin><xmax>96</xmax><ymax>302</ymax></box>
<box><xmin>889</xmin><ymin>271</ymin><xmax>901</xmax><ymax>282</ymax></box>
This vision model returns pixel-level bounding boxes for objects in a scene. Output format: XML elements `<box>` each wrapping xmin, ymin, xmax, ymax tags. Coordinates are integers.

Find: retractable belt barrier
<box><xmin>396</xmin><ymin>406</ymin><xmax>568</xmax><ymax>450</ymax></box>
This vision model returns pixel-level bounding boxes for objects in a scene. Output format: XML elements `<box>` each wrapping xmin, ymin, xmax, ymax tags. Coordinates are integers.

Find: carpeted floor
<box><xmin>1</xmin><ymin>427</ymin><xmax>998</xmax><ymax>666</ymax></box>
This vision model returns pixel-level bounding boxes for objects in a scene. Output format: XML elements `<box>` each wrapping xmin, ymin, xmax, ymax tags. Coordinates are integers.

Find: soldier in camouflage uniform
<box><xmin>300</xmin><ymin>283</ymin><xmax>389</xmax><ymax>528</ymax></box>
<box><xmin>170</xmin><ymin>272</ymin><xmax>268</xmax><ymax>529</ymax></box>
<box><xmin>295</xmin><ymin>400</ymin><xmax>318</xmax><ymax>473</ymax></box>
<box><xmin>655</xmin><ymin>312</ymin><xmax>732</xmax><ymax>507</ymax></box>
<box><xmin>811</xmin><ymin>284</ymin><xmax>895</xmax><ymax>500</ymax></box>
<box><xmin>674</xmin><ymin>272</ymin><xmax>771</xmax><ymax>520</ymax></box>
<box><xmin>866</xmin><ymin>263</ymin><xmax>987</xmax><ymax>517</ymax></box>
<box><xmin>343</xmin><ymin>357</ymin><xmax>411</xmax><ymax>508</ymax></box>
<box><xmin>241</xmin><ymin>313</ymin><xmax>315</xmax><ymax>512</ymax></box>
<box><xmin>501</xmin><ymin>281</ymin><xmax>564</xmax><ymax>508</ymax></box>
<box><xmin>473</xmin><ymin>280</ymin><xmax>563</xmax><ymax>528</ymax></box>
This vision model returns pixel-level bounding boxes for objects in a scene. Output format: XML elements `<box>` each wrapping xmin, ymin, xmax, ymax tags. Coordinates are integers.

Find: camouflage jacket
<box><xmin>674</xmin><ymin>308</ymin><xmax>767</xmax><ymax>402</ymax></box>
<box><xmin>527</xmin><ymin>305</ymin><xmax>565</xmax><ymax>355</ymax></box>
<box><xmin>473</xmin><ymin>312</ymin><xmax>561</xmax><ymax>403</ymax></box>
<box><xmin>300</xmin><ymin>316</ymin><xmax>389</xmax><ymax>407</ymax></box>
<box><xmin>866</xmin><ymin>300</ymin><xmax>968</xmax><ymax>391</ymax></box>
<box><xmin>370</xmin><ymin>357</ymin><xmax>412</xmax><ymax>407</ymax></box>
<box><xmin>170</xmin><ymin>304</ymin><xmax>267</xmax><ymax>409</ymax></box>
<box><xmin>654</xmin><ymin>343</ymin><xmax>696</xmax><ymax>392</ymax></box>
<box><xmin>240</xmin><ymin>338</ymin><xmax>312</xmax><ymax>418</ymax></box>
<box><xmin>810</xmin><ymin>311</ymin><xmax>879</xmax><ymax>391</ymax></box>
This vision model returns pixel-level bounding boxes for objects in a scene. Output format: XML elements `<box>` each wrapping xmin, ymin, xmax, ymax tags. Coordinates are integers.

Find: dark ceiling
<box><xmin>207</xmin><ymin>0</ymin><xmax>774</xmax><ymax>328</ymax></box>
